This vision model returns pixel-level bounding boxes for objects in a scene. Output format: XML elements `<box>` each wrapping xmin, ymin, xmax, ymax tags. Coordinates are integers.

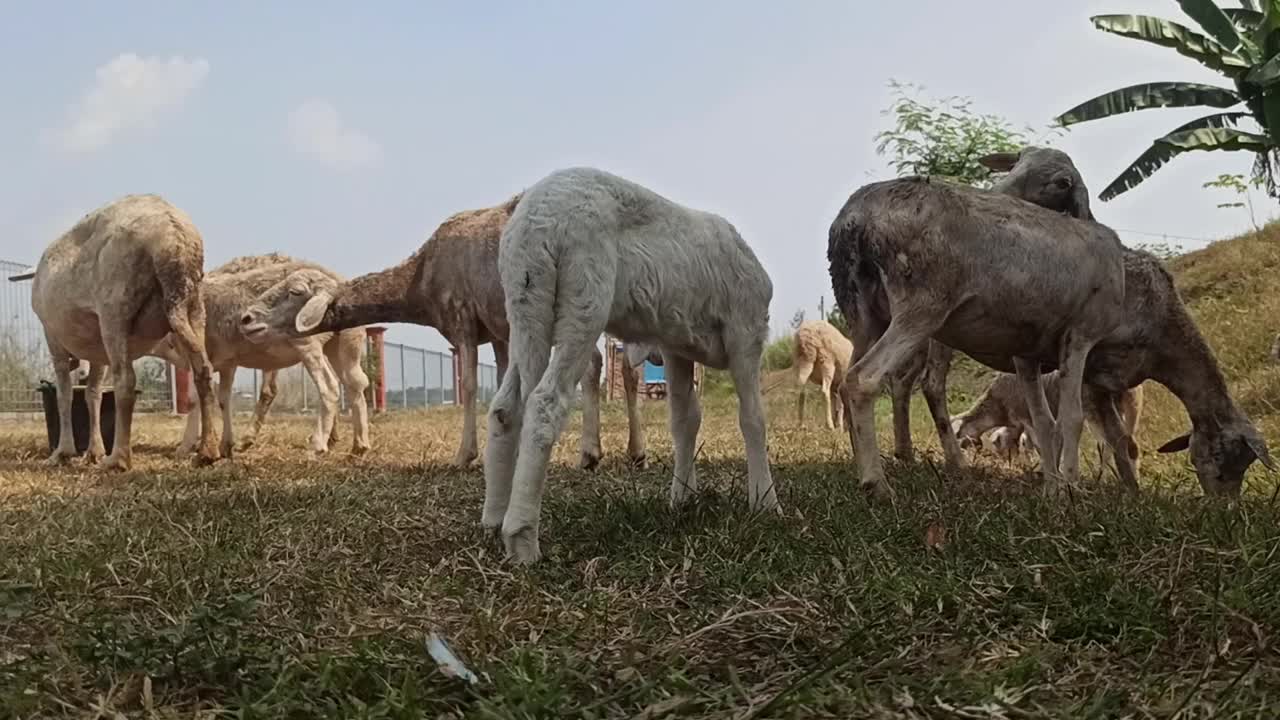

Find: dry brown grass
<box><xmin>5</xmin><ymin>226</ymin><xmax>1280</xmax><ymax>717</ymax></box>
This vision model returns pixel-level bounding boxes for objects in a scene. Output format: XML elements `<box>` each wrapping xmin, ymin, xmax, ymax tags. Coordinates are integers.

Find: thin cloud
<box><xmin>46</xmin><ymin>53</ymin><xmax>209</xmax><ymax>152</ymax></box>
<box><xmin>286</xmin><ymin>99</ymin><xmax>383</xmax><ymax>169</ymax></box>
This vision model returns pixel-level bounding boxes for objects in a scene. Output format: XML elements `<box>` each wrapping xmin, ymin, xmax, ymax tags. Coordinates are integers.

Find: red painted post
<box><xmin>174</xmin><ymin>367</ymin><xmax>192</xmax><ymax>414</ymax></box>
<box><xmin>365</xmin><ymin>327</ymin><xmax>387</xmax><ymax>413</ymax></box>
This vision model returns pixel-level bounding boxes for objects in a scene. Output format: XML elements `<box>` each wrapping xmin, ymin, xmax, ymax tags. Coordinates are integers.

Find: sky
<box><xmin>2</xmin><ymin>0</ymin><xmax>1274</xmax><ymax>364</ymax></box>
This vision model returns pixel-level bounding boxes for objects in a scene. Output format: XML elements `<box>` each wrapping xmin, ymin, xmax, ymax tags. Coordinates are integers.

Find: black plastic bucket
<box><xmin>36</xmin><ymin>382</ymin><xmax>116</xmax><ymax>454</ymax></box>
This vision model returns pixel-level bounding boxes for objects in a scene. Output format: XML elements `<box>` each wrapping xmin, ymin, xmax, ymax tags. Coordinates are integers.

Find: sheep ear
<box><xmin>1246</xmin><ymin>434</ymin><xmax>1277</xmax><ymax>471</ymax></box>
<box><xmin>295</xmin><ymin>292</ymin><xmax>332</xmax><ymax>334</ymax></box>
<box><xmin>1069</xmin><ymin>182</ymin><xmax>1094</xmax><ymax>221</ymax></box>
<box><xmin>979</xmin><ymin>152</ymin><xmax>1019</xmax><ymax>172</ymax></box>
<box><xmin>1157</xmin><ymin>433</ymin><xmax>1191</xmax><ymax>454</ymax></box>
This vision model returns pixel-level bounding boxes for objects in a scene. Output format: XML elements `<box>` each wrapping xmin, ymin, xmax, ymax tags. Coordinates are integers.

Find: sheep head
<box><xmin>239</xmin><ymin>268</ymin><xmax>339</xmax><ymax>342</ymax></box>
<box><xmin>980</xmin><ymin>146</ymin><xmax>1093</xmax><ymax>221</ymax></box>
<box><xmin>1157</xmin><ymin>417</ymin><xmax>1275</xmax><ymax>496</ymax></box>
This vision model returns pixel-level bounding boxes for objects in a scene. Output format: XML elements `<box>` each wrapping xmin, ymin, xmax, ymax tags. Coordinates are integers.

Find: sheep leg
<box><xmin>1012</xmin><ymin>358</ymin><xmax>1060</xmax><ymax>489</ymax></box>
<box><xmin>622</xmin><ymin>350</ymin><xmax>647</xmax><ymax>467</ymax></box>
<box><xmin>845</xmin><ymin>316</ymin><xmax>936</xmax><ymax>497</ymax></box>
<box><xmin>298</xmin><ymin>349</ymin><xmax>339</xmax><ymax>455</ymax></box>
<box><xmin>1088</xmin><ymin>387</ymin><xmax>1139</xmax><ymax>493</ymax></box>
<box><xmin>502</xmin><ymin>330</ymin><xmax>596</xmax><ymax>564</ymax></box>
<box><xmin>482</xmin><ymin>365</ymin><xmax>522</xmax><ymax>533</ymax></box>
<box><xmin>728</xmin><ymin>338</ymin><xmax>780</xmax><ymax>513</ymax></box>
<box><xmin>164</xmin><ymin>290</ymin><xmax>218</xmax><ymax>466</ymax></box>
<box><xmin>922</xmin><ymin>341</ymin><xmax>963</xmax><ymax>470</ymax></box>
<box><xmin>240</xmin><ymin>369</ymin><xmax>278</xmax><ymax>451</ymax></box>
<box><xmin>1053</xmin><ymin>338</ymin><xmax>1095</xmax><ymax>490</ymax></box>
<box><xmin>334</xmin><ymin>350</ymin><xmax>370</xmax><ymax>456</ymax></box>
<box><xmin>42</xmin><ymin>338</ymin><xmax>78</xmax><ymax>464</ymax></box>
<box><xmin>493</xmin><ymin>340</ymin><xmax>509</xmax><ymax>387</ymax></box>
<box><xmin>99</xmin><ymin>324</ymin><xmax>138</xmax><ymax>472</ymax></box>
<box><xmin>793</xmin><ymin>357</ymin><xmax>815</xmax><ymax>426</ymax></box>
<box><xmin>889</xmin><ymin>348</ymin><xmax>926</xmax><ymax>461</ymax></box>
<box><xmin>819</xmin><ymin>362</ymin><xmax>837</xmax><ymax>431</ymax></box>
<box><xmin>211</xmin><ymin>365</ymin><xmax>236</xmax><ymax>459</ymax></box>
<box><xmin>176</xmin><ymin>371</ymin><xmax>200</xmax><ymax>455</ymax></box>
<box><xmin>83</xmin><ymin>362</ymin><xmax>108</xmax><ymax>463</ymax></box>
<box><xmin>888</xmin><ymin>369</ymin><xmax>916</xmax><ymax>460</ymax></box>
<box><xmin>578</xmin><ymin>346</ymin><xmax>604</xmax><ymax>470</ymax></box>
<box><xmin>454</xmin><ymin>340</ymin><xmax>480</xmax><ymax>467</ymax></box>
<box><xmin>666</xmin><ymin>353</ymin><xmax>702</xmax><ymax>508</ymax></box>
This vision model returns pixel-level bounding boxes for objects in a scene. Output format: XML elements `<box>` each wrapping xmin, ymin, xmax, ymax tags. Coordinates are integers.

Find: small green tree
<box><xmin>1204</xmin><ymin>171</ymin><xmax>1266</xmax><ymax>229</ymax></box>
<box><xmin>875</xmin><ymin>80</ymin><xmax>1038</xmax><ymax>188</ymax></box>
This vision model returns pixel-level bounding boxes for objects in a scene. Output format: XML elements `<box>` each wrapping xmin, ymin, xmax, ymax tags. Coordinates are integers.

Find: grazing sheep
<box><xmin>832</xmin><ymin>166</ymin><xmax>1274</xmax><ymax>496</ymax></box>
<box><xmin>152</xmin><ymin>253</ymin><xmax>370</xmax><ymax>458</ymax></box>
<box><xmin>484</xmin><ymin>167</ymin><xmax>777</xmax><ymax>563</ymax></box>
<box><xmin>31</xmin><ymin>194</ymin><xmax>218</xmax><ymax>470</ymax></box>
<box><xmin>238</xmin><ymin>196</ymin><xmax>649</xmax><ymax>469</ymax></box>
<box><xmin>991</xmin><ymin>426</ymin><xmax>1026</xmax><ymax>462</ymax></box>
<box><xmin>951</xmin><ymin>371</ymin><xmax>1144</xmax><ymax>474</ymax></box>
<box><xmin>828</xmin><ymin>176</ymin><xmax>1128</xmax><ymax>496</ymax></box>
<box><xmin>883</xmin><ymin>147</ymin><xmax>1096</xmax><ymax>470</ymax></box>
<box><xmin>791</xmin><ymin>319</ymin><xmax>852</xmax><ymax>429</ymax></box>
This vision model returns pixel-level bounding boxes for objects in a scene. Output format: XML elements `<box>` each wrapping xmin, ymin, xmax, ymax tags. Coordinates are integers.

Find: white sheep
<box><xmin>791</xmin><ymin>319</ymin><xmax>852</xmax><ymax>430</ymax></box>
<box><xmin>484</xmin><ymin>167</ymin><xmax>778</xmax><ymax>563</ymax></box>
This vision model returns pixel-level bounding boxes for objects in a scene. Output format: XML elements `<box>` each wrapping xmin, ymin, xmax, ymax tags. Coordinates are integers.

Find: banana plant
<box><xmin>1057</xmin><ymin>0</ymin><xmax>1280</xmax><ymax>201</ymax></box>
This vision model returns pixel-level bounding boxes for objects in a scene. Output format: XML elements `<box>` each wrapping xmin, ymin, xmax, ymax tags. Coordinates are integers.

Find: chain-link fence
<box><xmin>4</xmin><ymin>258</ymin><xmax>499</xmax><ymax>419</ymax></box>
<box><xmin>225</xmin><ymin>340</ymin><xmax>498</xmax><ymax>413</ymax></box>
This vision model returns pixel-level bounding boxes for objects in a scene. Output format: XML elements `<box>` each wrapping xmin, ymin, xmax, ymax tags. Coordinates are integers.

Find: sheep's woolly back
<box><xmin>499</xmin><ymin>167</ymin><xmax>772</xmax><ymax>370</ymax></box>
<box><xmin>792</xmin><ymin>320</ymin><xmax>853</xmax><ymax>384</ymax></box>
<box><xmin>211</xmin><ymin>252</ymin><xmax>304</xmax><ymax>276</ymax></box>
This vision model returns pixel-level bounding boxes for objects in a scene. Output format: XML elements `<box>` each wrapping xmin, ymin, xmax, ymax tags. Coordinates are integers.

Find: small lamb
<box><xmin>485</xmin><ymin>167</ymin><xmax>778</xmax><ymax>563</ymax></box>
<box><xmin>952</xmin><ymin>371</ymin><xmax>1144</xmax><ymax>474</ymax></box>
<box><xmin>791</xmin><ymin>319</ymin><xmax>853</xmax><ymax>430</ymax></box>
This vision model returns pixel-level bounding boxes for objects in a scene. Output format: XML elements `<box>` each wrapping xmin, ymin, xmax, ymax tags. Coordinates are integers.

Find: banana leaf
<box><xmin>1155</xmin><ymin>126</ymin><xmax>1271</xmax><ymax>151</ymax></box>
<box><xmin>1224</xmin><ymin>8</ymin><xmax>1264</xmax><ymax>33</ymax></box>
<box><xmin>1099</xmin><ymin>113</ymin><xmax>1251</xmax><ymax>200</ymax></box>
<box><xmin>1179</xmin><ymin>0</ymin><xmax>1255</xmax><ymax>59</ymax></box>
<box><xmin>1057</xmin><ymin>82</ymin><xmax>1241</xmax><ymax>126</ymax></box>
<box><xmin>1091</xmin><ymin>15</ymin><xmax>1249</xmax><ymax>73</ymax></box>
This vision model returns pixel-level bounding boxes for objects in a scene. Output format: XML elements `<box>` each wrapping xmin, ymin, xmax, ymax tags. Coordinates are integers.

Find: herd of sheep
<box><xmin>25</xmin><ymin>146</ymin><xmax>1274</xmax><ymax>563</ymax></box>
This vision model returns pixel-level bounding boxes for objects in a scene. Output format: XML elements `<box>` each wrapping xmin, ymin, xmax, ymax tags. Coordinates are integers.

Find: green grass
<box><xmin>7</xmin><ymin>226</ymin><xmax>1280</xmax><ymax>717</ymax></box>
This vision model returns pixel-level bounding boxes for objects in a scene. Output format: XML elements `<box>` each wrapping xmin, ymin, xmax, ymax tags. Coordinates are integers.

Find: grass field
<box><xmin>7</xmin><ymin>228</ymin><xmax>1280</xmax><ymax>718</ymax></box>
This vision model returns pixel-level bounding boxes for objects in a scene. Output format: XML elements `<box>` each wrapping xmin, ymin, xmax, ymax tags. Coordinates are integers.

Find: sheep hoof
<box><xmin>579</xmin><ymin>451</ymin><xmax>601</xmax><ymax>471</ymax></box>
<box><xmin>351</xmin><ymin>443</ymin><xmax>370</xmax><ymax>457</ymax></box>
<box><xmin>452</xmin><ymin>450</ymin><xmax>478</xmax><ymax>468</ymax></box>
<box><xmin>46</xmin><ymin>448</ymin><xmax>75</xmax><ymax>466</ymax></box>
<box><xmin>219</xmin><ymin>441</ymin><xmax>235</xmax><ymax>460</ymax></box>
<box><xmin>193</xmin><ymin>446</ymin><xmax>218</xmax><ymax>467</ymax></box>
<box><xmin>102</xmin><ymin>453</ymin><xmax>132</xmax><ymax>472</ymax></box>
<box><xmin>629</xmin><ymin>453</ymin><xmax>648</xmax><ymax>469</ymax></box>
<box><xmin>860</xmin><ymin>479</ymin><xmax>893</xmax><ymax>502</ymax></box>
<box><xmin>503</xmin><ymin>526</ymin><xmax>542</xmax><ymax>565</ymax></box>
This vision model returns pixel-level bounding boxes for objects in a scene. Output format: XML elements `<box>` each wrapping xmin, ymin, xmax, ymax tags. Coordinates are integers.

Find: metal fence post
<box><xmin>400</xmin><ymin>343</ymin><xmax>407</xmax><ymax>409</ymax></box>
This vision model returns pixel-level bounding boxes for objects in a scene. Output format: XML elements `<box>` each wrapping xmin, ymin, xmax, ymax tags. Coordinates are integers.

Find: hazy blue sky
<box><xmin>3</xmin><ymin>1</ymin><xmax>1271</xmax><ymax>360</ymax></box>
